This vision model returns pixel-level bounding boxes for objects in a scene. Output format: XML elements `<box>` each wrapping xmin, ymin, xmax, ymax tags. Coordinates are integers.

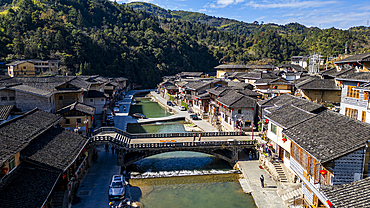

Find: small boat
<box><xmin>132</xmin><ymin>113</ymin><xmax>147</xmax><ymax>119</ymax></box>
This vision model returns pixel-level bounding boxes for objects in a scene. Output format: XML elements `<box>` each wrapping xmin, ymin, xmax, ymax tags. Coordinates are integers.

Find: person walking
<box><xmin>198</xmin><ymin>133</ymin><xmax>201</xmax><ymax>141</ymax></box>
<box><xmin>193</xmin><ymin>134</ymin><xmax>196</xmax><ymax>142</ymax></box>
<box><xmin>105</xmin><ymin>144</ymin><xmax>109</xmax><ymax>152</ymax></box>
<box><xmin>249</xmin><ymin>151</ymin><xmax>252</xmax><ymax>160</ymax></box>
<box><xmin>111</xmin><ymin>146</ymin><xmax>115</xmax><ymax>154</ymax></box>
<box><xmin>260</xmin><ymin>175</ymin><xmax>264</xmax><ymax>188</ymax></box>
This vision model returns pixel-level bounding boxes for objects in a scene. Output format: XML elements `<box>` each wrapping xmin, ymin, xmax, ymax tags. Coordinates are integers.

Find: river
<box><xmin>126</xmin><ymin>96</ymin><xmax>257</xmax><ymax>208</ymax></box>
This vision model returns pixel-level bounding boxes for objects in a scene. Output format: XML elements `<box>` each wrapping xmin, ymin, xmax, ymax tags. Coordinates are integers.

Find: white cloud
<box><xmin>198</xmin><ymin>8</ymin><xmax>208</xmax><ymax>12</ymax></box>
<box><xmin>245</xmin><ymin>0</ymin><xmax>338</xmax><ymax>9</ymax></box>
<box><xmin>207</xmin><ymin>0</ymin><xmax>245</xmax><ymax>8</ymax></box>
<box><xmin>117</xmin><ymin>0</ymin><xmax>154</xmax><ymax>3</ymax></box>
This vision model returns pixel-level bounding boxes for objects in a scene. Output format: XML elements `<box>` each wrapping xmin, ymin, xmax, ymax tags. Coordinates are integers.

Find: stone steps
<box><xmin>281</xmin><ymin>188</ymin><xmax>302</xmax><ymax>203</ymax></box>
<box><xmin>272</xmin><ymin>161</ymin><xmax>288</xmax><ymax>183</ymax></box>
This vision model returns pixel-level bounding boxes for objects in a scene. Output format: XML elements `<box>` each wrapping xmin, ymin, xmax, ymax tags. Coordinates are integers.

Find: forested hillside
<box><xmin>0</xmin><ymin>0</ymin><xmax>369</xmax><ymax>88</ymax></box>
<box><xmin>128</xmin><ymin>2</ymin><xmax>370</xmax><ymax>57</ymax></box>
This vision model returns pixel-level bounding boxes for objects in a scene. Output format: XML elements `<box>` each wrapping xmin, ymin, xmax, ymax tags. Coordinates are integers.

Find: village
<box><xmin>1</xmin><ymin>53</ymin><xmax>370</xmax><ymax>208</ymax></box>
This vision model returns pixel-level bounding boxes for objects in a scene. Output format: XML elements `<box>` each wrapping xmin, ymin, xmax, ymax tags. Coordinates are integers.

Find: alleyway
<box><xmin>72</xmin><ymin>146</ymin><xmax>120</xmax><ymax>208</ymax></box>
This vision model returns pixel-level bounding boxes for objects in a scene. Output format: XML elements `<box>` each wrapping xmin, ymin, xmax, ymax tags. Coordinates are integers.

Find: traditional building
<box><xmin>215</xmin><ymin>64</ymin><xmax>275</xmax><ymax>78</ymax></box>
<box><xmin>0</xmin><ymin>108</ymin><xmax>91</xmax><ymax>208</ymax></box>
<box><xmin>294</xmin><ymin>77</ymin><xmax>341</xmax><ymax>104</ymax></box>
<box><xmin>56</xmin><ymin>102</ymin><xmax>95</xmax><ymax>135</ymax></box>
<box><xmin>283</xmin><ymin>110</ymin><xmax>370</xmax><ymax>208</ymax></box>
<box><xmin>336</xmin><ymin>72</ymin><xmax>370</xmax><ymax>123</ymax></box>
<box><xmin>6</xmin><ymin>60</ymin><xmax>35</xmax><ymax>77</ymax></box>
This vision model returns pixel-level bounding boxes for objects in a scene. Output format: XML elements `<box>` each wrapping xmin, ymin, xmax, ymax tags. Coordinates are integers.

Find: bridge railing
<box><xmin>127</xmin><ymin>140</ymin><xmax>255</xmax><ymax>149</ymax></box>
<box><xmin>91</xmin><ymin>127</ymin><xmax>131</xmax><ymax>138</ymax></box>
<box><xmin>89</xmin><ymin>135</ymin><xmax>130</xmax><ymax>147</ymax></box>
<box><xmin>129</xmin><ymin>131</ymin><xmax>246</xmax><ymax>139</ymax></box>
<box><xmin>92</xmin><ymin>127</ymin><xmax>248</xmax><ymax>139</ymax></box>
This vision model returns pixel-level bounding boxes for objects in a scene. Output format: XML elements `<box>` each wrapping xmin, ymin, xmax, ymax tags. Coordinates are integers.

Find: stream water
<box><xmin>127</xmin><ymin>96</ymin><xmax>256</xmax><ymax>208</ymax></box>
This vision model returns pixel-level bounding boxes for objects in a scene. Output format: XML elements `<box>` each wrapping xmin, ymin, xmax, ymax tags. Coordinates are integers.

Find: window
<box><xmin>9</xmin><ymin>156</ymin><xmax>15</xmax><ymax>171</ymax></box>
<box><xmin>65</xmin><ymin>119</ymin><xmax>70</xmax><ymax>124</ymax></box>
<box><xmin>9</xmin><ymin>97</ymin><xmax>15</xmax><ymax>101</ymax></box>
<box><xmin>346</xmin><ymin>86</ymin><xmax>360</xmax><ymax>98</ymax></box>
<box><xmin>90</xmin><ymin>99</ymin><xmax>93</xmax><ymax>102</ymax></box>
<box><xmin>59</xmin><ymin>95</ymin><xmax>63</xmax><ymax>100</ymax></box>
<box><xmin>364</xmin><ymin>92</ymin><xmax>369</xmax><ymax>101</ymax></box>
<box><xmin>24</xmin><ymin>72</ymin><xmax>26</xmax><ymax>75</ymax></box>
<box><xmin>285</xmin><ymin>150</ymin><xmax>290</xmax><ymax>159</ymax></box>
<box><xmin>362</xmin><ymin>111</ymin><xmax>366</xmax><ymax>122</ymax></box>
<box><xmin>101</xmin><ymin>99</ymin><xmax>104</xmax><ymax>102</ymax></box>
<box><xmin>23</xmin><ymin>66</ymin><xmax>26</xmax><ymax>69</ymax></box>
<box><xmin>238</xmin><ymin>109</ymin><xmax>242</xmax><ymax>114</ymax></box>
<box><xmin>272</xmin><ymin>124</ymin><xmax>277</xmax><ymax>134</ymax></box>
<box><xmin>345</xmin><ymin>107</ymin><xmax>358</xmax><ymax>119</ymax></box>
<box><xmin>76</xmin><ymin>118</ymin><xmax>81</xmax><ymax>123</ymax></box>
<box><xmin>1</xmin><ymin>97</ymin><xmax>7</xmax><ymax>101</ymax></box>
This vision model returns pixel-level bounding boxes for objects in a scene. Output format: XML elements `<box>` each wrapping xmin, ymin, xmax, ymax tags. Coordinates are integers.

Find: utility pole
<box><xmin>345</xmin><ymin>41</ymin><xmax>348</xmax><ymax>54</ymax></box>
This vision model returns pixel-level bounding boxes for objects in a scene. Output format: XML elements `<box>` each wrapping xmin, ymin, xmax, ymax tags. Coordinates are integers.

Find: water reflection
<box><xmin>129</xmin><ymin>97</ymin><xmax>170</xmax><ymax>118</ymax></box>
<box><xmin>127</xmin><ymin>121</ymin><xmax>187</xmax><ymax>134</ymax></box>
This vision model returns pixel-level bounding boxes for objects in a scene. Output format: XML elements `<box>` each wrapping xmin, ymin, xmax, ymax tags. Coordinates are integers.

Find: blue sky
<box><xmin>117</xmin><ymin>0</ymin><xmax>370</xmax><ymax>29</ymax></box>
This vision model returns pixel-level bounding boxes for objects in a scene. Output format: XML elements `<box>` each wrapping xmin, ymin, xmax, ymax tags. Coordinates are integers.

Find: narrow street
<box><xmin>72</xmin><ymin>146</ymin><xmax>120</xmax><ymax>208</ymax></box>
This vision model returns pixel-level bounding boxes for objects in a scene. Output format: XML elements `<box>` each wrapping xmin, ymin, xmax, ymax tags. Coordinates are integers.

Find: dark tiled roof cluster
<box><xmin>335</xmin><ymin>53</ymin><xmax>370</xmax><ymax>63</ymax></box>
<box><xmin>321</xmin><ymin>177</ymin><xmax>370</xmax><ymax>208</ymax></box>
<box><xmin>296</xmin><ymin>79</ymin><xmax>341</xmax><ymax>90</ymax></box>
<box><xmin>56</xmin><ymin>102</ymin><xmax>95</xmax><ymax>115</ymax></box>
<box><xmin>21</xmin><ymin>127</ymin><xmax>88</xmax><ymax>172</ymax></box>
<box><xmin>0</xmin><ymin>163</ymin><xmax>60</xmax><ymax>208</ymax></box>
<box><xmin>283</xmin><ymin>110</ymin><xmax>370</xmax><ymax>163</ymax></box>
<box><xmin>254</xmin><ymin>78</ymin><xmax>293</xmax><ymax>85</ymax></box>
<box><xmin>0</xmin><ymin>109</ymin><xmax>62</xmax><ymax>166</ymax></box>
<box><xmin>0</xmin><ymin>76</ymin><xmax>91</xmax><ymax>97</ymax></box>
<box><xmin>265</xmin><ymin>105</ymin><xmax>316</xmax><ymax>129</ymax></box>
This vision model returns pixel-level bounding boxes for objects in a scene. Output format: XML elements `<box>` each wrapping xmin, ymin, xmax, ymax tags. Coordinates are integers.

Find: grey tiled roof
<box><xmin>0</xmin><ymin>105</ymin><xmax>15</xmax><ymax>120</ymax></box>
<box><xmin>254</xmin><ymin>78</ymin><xmax>293</xmax><ymax>85</ymax></box>
<box><xmin>6</xmin><ymin>60</ymin><xmax>30</xmax><ymax>66</ymax></box>
<box><xmin>296</xmin><ymin>79</ymin><xmax>341</xmax><ymax>90</ymax></box>
<box><xmin>8</xmin><ymin>84</ymin><xmax>52</xmax><ymax>97</ymax></box>
<box><xmin>243</xmin><ymin>72</ymin><xmax>278</xmax><ymax>80</ymax></box>
<box><xmin>336</xmin><ymin>72</ymin><xmax>370</xmax><ymax>82</ymax></box>
<box><xmin>237</xmin><ymin>89</ymin><xmax>262</xmax><ymax>98</ymax></box>
<box><xmin>217</xmin><ymin>91</ymin><xmax>256</xmax><ymax>108</ymax></box>
<box><xmin>0</xmin><ymin>108</ymin><xmax>62</xmax><ymax>166</ymax></box>
<box><xmin>215</xmin><ymin>64</ymin><xmax>275</xmax><ymax>69</ymax></box>
<box><xmin>265</xmin><ymin>105</ymin><xmax>316</xmax><ymax>129</ymax></box>
<box><xmin>257</xmin><ymin>94</ymin><xmax>325</xmax><ymax>113</ymax></box>
<box><xmin>0</xmin><ymin>163</ymin><xmax>60</xmax><ymax>208</ymax></box>
<box><xmin>85</xmin><ymin>90</ymin><xmax>109</xmax><ymax>98</ymax></box>
<box><xmin>335</xmin><ymin>53</ymin><xmax>370</xmax><ymax>63</ymax></box>
<box><xmin>56</xmin><ymin>102</ymin><xmax>95</xmax><ymax>115</ymax></box>
<box><xmin>21</xmin><ymin>127</ymin><xmax>88</xmax><ymax>172</ymax></box>
<box><xmin>320</xmin><ymin>177</ymin><xmax>370</xmax><ymax>208</ymax></box>
<box><xmin>227</xmin><ymin>81</ymin><xmax>254</xmax><ymax>90</ymax></box>
<box><xmin>178</xmin><ymin>71</ymin><xmax>204</xmax><ymax>77</ymax></box>
<box><xmin>283</xmin><ymin>110</ymin><xmax>370</xmax><ymax>163</ymax></box>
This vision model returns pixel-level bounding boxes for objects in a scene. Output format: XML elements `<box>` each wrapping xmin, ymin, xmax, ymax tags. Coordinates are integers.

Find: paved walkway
<box><xmin>238</xmin><ymin>152</ymin><xmax>287</xmax><ymax>208</ymax></box>
<box><xmin>72</xmin><ymin>146</ymin><xmax>120</xmax><ymax>208</ymax></box>
<box><xmin>150</xmin><ymin>91</ymin><xmax>219</xmax><ymax>132</ymax></box>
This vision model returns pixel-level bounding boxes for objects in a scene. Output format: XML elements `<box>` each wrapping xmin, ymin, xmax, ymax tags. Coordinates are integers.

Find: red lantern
<box><xmin>265</xmin><ymin>119</ymin><xmax>269</xmax><ymax>123</ymax></box>
<box><xmin>223</xmin><ymin>106</ymin><xmax>226</xmax><ymax>108</ymax></box>
<box><xmin>2</xmin><ymin>167</ymin><xmax>9</xmax><ymax>174</ymax></box>
<box><xmin>231</xmin><ymin>108</ymin><xmax>234</xmax><ymax>111</ymax></box>
<box><xmin>320</xmin><ymin>169</ymin><xmax>327</xmax><ymax>177</ymax></box>
<box><xmin>252</xmin><ymin>108</ymin><xmax>254</xmax><ymax>110</ymax></box>
<box><xmin>326</xmin><ymin>200</ymin><xmax>333</xmax><ymax>207</ymax></box>
<box><xmin>217</xmin><ymin>96</ymin><xmax>219</xmax><ymax>98</ymax></box>
<box><xmin>282</xmin><ymin>137</ymin><xmax>287</xmax><ymax>143</ymax></box>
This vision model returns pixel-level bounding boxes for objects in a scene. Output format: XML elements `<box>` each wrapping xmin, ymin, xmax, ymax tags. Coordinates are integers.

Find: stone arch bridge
<box><xmin>89</xmin><ymin>127</ymin><xmax>255</xmax><ymax>167</ymax></box>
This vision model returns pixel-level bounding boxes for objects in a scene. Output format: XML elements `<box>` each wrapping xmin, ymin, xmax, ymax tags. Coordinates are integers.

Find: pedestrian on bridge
<box><xmin>105</xmin><ymin>144</ymin><xmax>109</xmax><ymax>152</ymax></box>
<box><xmin>198</xmin><ymin>133</ymin><xmax>201</xmax><ymax>141</ymax></box>
<box><xmin>249</xmin><ymin>151</ymin><xmax>252</xmax><ymax>160</ymax></box>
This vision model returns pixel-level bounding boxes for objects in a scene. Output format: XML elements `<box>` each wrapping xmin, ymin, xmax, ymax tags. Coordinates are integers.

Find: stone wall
<box><xmin>15</xmin><ymin>91</ymin><xmax>53</xmax><ymax>112</ymax></box>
